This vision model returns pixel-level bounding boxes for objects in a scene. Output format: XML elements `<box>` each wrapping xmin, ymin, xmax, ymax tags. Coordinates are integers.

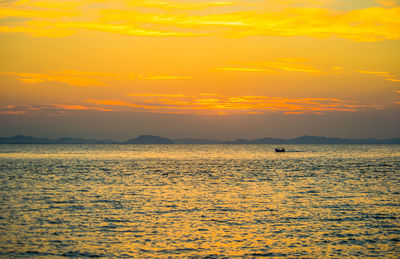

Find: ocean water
<box><xmin>0</xmin><ymin>144</ymin><xmax>399</xmax><ymax>258</ymax></box>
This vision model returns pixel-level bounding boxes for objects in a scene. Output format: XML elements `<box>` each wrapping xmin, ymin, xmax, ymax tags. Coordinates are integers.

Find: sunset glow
<box><xmin>1</xmin><ymin>0</ymin><xmax>399</xmax><ymax>139</ymax></box>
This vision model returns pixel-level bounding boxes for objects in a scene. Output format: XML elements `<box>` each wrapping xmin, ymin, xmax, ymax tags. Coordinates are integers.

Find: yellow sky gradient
<box><xmin>0</xmin><ymin>0</ymin><xmax>399</xmax><ymax>139</ymax></box>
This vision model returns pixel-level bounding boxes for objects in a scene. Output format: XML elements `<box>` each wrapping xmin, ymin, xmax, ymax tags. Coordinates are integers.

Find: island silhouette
<box><xmin>1</xmin><ymin>135</ymin><xmax>399</xmax><ymax>144</ymax></box>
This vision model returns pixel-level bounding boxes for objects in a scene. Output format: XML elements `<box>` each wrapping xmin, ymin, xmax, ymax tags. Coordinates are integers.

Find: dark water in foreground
<box><xmin>0</xmin><ymin>144</ymin><xmax>399</xmax><ymax>258</ymax></box>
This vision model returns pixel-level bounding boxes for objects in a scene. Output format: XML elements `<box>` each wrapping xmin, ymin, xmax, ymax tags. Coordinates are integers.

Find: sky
<box><xmin>0</xmin><ymin>0</ymin><xmax>399</xmax><ymax>141</ymax></box>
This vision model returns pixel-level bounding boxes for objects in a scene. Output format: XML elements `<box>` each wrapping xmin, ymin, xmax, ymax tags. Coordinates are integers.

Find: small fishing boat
<box><xmin>275</xmin><ymin>148</ymin><xmax>285</xmax><ymax>152</ymax></box>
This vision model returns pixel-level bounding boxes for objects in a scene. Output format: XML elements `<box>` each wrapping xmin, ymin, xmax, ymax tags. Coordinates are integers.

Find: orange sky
<box><xmin>0</xmin><ymin>0</ymin><xmax>399</xmax><ymax>140</ymax></box>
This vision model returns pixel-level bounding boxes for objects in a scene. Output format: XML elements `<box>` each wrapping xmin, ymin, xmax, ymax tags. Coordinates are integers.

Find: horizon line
<box><xmin>1</xmin><ymin>134</ymin><xmax>400</xmax><ymax>142</ymax></box>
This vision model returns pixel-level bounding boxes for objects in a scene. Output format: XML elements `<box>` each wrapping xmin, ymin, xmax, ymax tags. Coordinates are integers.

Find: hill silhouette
<box><xmin>1</xmin><ymin>134</ymin><xmax>399</xmax><ymax>144</ymax></box>
<box><xmin>124</xmin><ymin>135</ymin><xmax>174</xmax><ymax>144</ymax></box>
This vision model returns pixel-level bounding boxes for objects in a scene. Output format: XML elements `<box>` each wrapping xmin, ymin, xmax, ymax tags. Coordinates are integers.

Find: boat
<box><xmin>275</xmin><ymin>148</ymin><xmax>285</xmax><ymax>152</ymax></box>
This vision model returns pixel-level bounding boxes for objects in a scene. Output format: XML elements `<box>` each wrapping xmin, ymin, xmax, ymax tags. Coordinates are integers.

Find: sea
<box><xmin>0</xmin><ymin>144</ymin><xmax>399</xmax><ymax>258</ymax></box>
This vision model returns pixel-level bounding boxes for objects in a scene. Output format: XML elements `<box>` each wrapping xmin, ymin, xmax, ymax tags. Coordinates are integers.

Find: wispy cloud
<box><xmin>51</xmin><ymin>104</ymin><xmax>113</xmax><ymax>111</ymax></box>
<box><xmin>376</xmin><ymin>0</ymin><xmax>398</xmax><ymax>8</ymax></box>
<box><xmin>86</xmin><ymin>99</ymin><xmax>157</xmax><ymax>109</ymax></box>
<box><xmin>128</xmin><ymin>94</ymin><xmax>187</xmax><ymax>97</ymax></box>
<box><xmin>126</xmin><ymin>0</ymin><xmax>237</xmax><ymax>10</ymax></box>
<box><xmin>385</xmin><ymin>78</ymin><xmax>400</xmax><ymax>82</ymax></box>
<box><xmin>216</xmin><ymin>59</ymin><xmax>322</xmax><ymax>74</ymax></box>
<box><xmin>0</xmin><ymin>1</ymin><xmax>399</xmax><ymax>41</ymax></box>
<box><xmin>358</xmin><ymin>70</ymin><xmax>393</xmax><ymax>77</ymax></box>
<box><xmin>216</xmin><ymin>67</ymin><xmax>275</xmax><ymax>72</ymax></box>
<box><xmin>0</xmin><ymin>71</ymin><xmax>113</xmax><ymax>86</ymax></box>
<box><xmin>0</xmin><ymin>70</ymin><xmax>192</xmax><ymax>86</ymax></box>
<box><xmin>358</xmin><ymin>70</ymin><xmax>400</xmax><ymax>82</ymax></box>
<box><xmin>0</xmin><ymin>103</ymin><xmax>114</xmax><ymax>115</ymax></box>
<box><xmin>394</xmin><ymin>90</ymin><xmax>400</xmax><ymax>104</ymax></box>
<box><xmin>138</xmin><ymin>75</ymin><xmax>192</xmax><ymax>80</ymax></box>
<box><xmin>85</xmin><ymin>93</ymin><xmax>380</xmax><ymax>115</ymax></box>
<box><xmin>0</xmin><ymin>93</ymin><xmax>383</xmax><ymax>116</ymax></box>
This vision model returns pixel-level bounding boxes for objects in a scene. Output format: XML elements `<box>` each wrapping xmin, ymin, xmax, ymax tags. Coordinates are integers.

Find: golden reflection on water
<box><xmin>0</xmin><ymin>144</ymin><xmax>400</xmax><ymax>257</ymax></box>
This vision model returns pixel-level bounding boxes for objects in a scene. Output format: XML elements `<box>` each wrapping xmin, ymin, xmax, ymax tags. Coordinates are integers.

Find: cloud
<box><xmin>267</xmin><ymin>61</ymin><xmax>322</xmax><ymax>73</ymax></box>
<box><xmin>269</xmin><ymin>0</ymin><xmax>330</xmax><ymax>5</ymax></box>
<box><xmin>138</xmin><ymin>75</ymin><xmax>192</xmax><ymax>80</ymax></box>
<box><xmin>0</xmin><ymin>70</ymin><xmax>192</xmax><ymax>86</ymax></box>
<box><xmin>85</xmin><ymin>93</ymin><xmax>380</xmax><ymax>115</ymax></box>
<box><xmin>0</xmin><ymin>71</ymin><xmax>114</xmax><ymax>86</ymax></box>
<box><xmin>216</xmin><ymin>67</ymin><xmax>275</xmax><ymax>72</ymax></box>
<box><xmin>86</xmin><ymin>99</ymin><xmax>157</xmax><ymax>109</ymax></box>
<box><xmin>0</xmin><ymin>1</ymin><xmax>399</xmax><ymax>41</ymax></box>
<box><xmin>0</xmin><ymin>21</ymin><xmax>206</xmax><ymax>37</ymax></box>
<box><xmin>1</xmin><ymin>93</ymin><xmax>383</xmax><ymax>116</ymax></box>
<box><xmin>0</xmin><ymin>110</ymin><xmax>27</xmax><ymax>115</ymax></box>
<box><xmin>358</xmin><ymin>70</ymin><xmax>393</xmax><ymax>77</ymax></box>
<box><xmin>128</xmin><ymin>94</ymin><xmax>187</xmax><ymax>97</ymax></box>
<box><xmin>126</xmin><ymin>0</ymin><xmax>237</xmax><ymax>10</ymax></box>
<box><xmin>358</xmin><ymin>70</ymin><xmax>400</xmax><ymax>82</ymax></box>
<box><xmin>51</xmin><ymin>104</ymin><xmax>113</xmax><ymax>111</ymax></box>
<box><xmin>385</xmin><ymin>78</ymin><xmax>400</xmax><ymax>82</ymax></box>
<box><xmin>0</xmin><ymin>103</ymin><xmax>114</xmax><ymax>115</ymax></box>
<box><xmin>96</xmin><ymin>6</ymin><xmax>400</xmax><ymax>41</ymax></box>
<box><xmin>0</xmin><ymin>4</ymin><xmax>78</xmax><ymax>19</ymax></box>
<box><xmin>376</xmin><ymin>0</ymin><xmax>398</xmax><ymax>8</ymax></box>
<box><xmin>216</xmin><ymin>59</ymin><xmax>322</xmax><ymax>74</ymax></box>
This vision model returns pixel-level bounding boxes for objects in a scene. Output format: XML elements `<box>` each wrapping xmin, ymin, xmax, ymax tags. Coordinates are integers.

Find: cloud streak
<box><xmin>0</xmin><ymin>71</ymin><xmax>112</xmax><ymax>87</ymax></box>
<box><xmin>358</xmin><ymin>70</ymin><xmax>400</xmax><ymax>82</ymax></box>
<box><xmin>138</xmin><ymin>75</ymin><xmax>192</xmax><ymax>80</ymax></box>
<box><xmin>86</xmin><ymin>94</ymin><xmax>381</xmax><ymax>115</ymax></box>
<box><xmin>0</xmin><ymin>1</ymin><xmax>399</xmax><ymax>41</ymax></box>
<box><xmin>0</xmin><ymin>93</ymin><xmax>386</xmax><ymax>116</ymax></box>
<box><xmin>0</xmin><ymin>71</ymin><xmax>192</xmax><ymax>86</ymax></box>
<box><xmin>376</xmin><ymin>0</ymin><xmax>398</xmax><ymax>8</ymax></box>
<box><xmin>0</xmin><ymin>103</ymin><xmax>114</xmax><ymax>115</ymax></box>
<box><xmin>216</xmin><ymin>59</ymin><xmax>322</xmax><ymax>74</ymax></box>
<box><xmin>216</xmin><ymin>67</ymin><xmax>275</xmax><ymax>72</ymax></box>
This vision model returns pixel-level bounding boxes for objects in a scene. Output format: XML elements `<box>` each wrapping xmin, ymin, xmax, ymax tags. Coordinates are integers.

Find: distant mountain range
<box><xmin>1</xmin><ymin>134</ymin><xmax>400</xmax><ymax>144</ymax></box>
<box><xmin>175</xmin><ymin>135</ymin><xmax>400</xmax><ymax>144</ymax></box>
<box><xmin>124</xmin><ymin>135</ymin><xmax>174</xmax><ymax>144</ymax></box>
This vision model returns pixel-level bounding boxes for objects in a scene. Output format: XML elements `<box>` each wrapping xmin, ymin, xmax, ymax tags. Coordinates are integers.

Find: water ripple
<box><xmin>0</xmin><ymin>144</ymin><xmax>400</xmax><ymax>257</ymax></box>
